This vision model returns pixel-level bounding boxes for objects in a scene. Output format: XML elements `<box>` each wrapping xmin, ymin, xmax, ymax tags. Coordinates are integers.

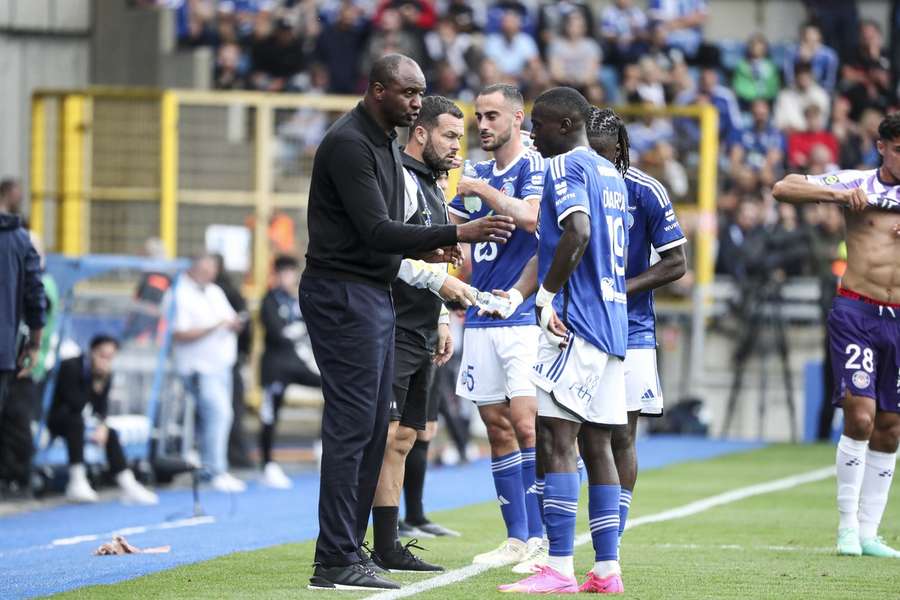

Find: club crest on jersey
<box><xmin>501</xmin><ymin>181</ymin><xmax>515</xmax><ymax>196</ymax></box>
<box><xmin>852</xmin><ymin>370</ymin><xmax>871</xmax><ymax>389</ymax></box>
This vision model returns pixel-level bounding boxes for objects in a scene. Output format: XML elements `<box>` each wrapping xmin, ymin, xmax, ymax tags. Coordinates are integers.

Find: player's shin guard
<box><xmin>836</xmin><ymin>435</ymin><xmax>868</xmax><ymax>530</ymax></box>
<box><xmin>543</xmin><ymin>472</ymin><xmax>579</xmax><ymax>577</ymax></box>
<box><xmin>521</xmin><ymin>448</ymin><xmax>543</xmax><ymax>538</ymax></box>
<box><xmin>859</xmin><ymin>448</ymin><xmax>897</xmax><ymax>539</ymax></box>
<box><xmin>492</xmin><ymin>451</ymin><xmax>528</xmax><ymax>542</ymax></box>
<box><xmin>618</xmin><ymin>488</ymin><xmax>633</xmax><ymax>539</ymax></box>
<box><xmin>589</xmin><ymin>485</ymin><xmax>621</xmax><ymax>561</ymax></box>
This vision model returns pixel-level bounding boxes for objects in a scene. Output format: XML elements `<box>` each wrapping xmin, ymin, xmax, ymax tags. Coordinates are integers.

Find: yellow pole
<box><xmin>254</xmin><ymin>102</ymin><xmax>274</xmax><ymax>295</ymax></box>
<box><xmin>695</xmin><ymin>104</ymin><xmax>719</xmax><ymax>287</ymax></box>
<box><xmin>30</xmin><ymin>96</ymin><xmax>46</xmax><ymax>241</ymax></box>
<box><xmin>160</xmin><ymin>92</ymin><xmax>179</xmax><ymax>258</ymax></box>
<box><xmin>686</xmin><ymin>103</ymin><xmax>720</xmax><ymax>394</ymax></box>
<box><xmin>58</xmin><ymin>95</ymin><xmax>85</xmax><ymax>256</ymax></box>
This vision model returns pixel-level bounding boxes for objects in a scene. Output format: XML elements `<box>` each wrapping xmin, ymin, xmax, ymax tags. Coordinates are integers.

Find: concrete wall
<box><xmin>0</xmin><ymin>0</ymin><xmax>91</xmax><ymax>187</ymax></box>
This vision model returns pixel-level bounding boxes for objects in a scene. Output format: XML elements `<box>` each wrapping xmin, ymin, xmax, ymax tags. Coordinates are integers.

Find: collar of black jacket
<box><xmin>0</xmin><ymin>212</ymin><xmax>22</xmax><ymax>231</ymax></box>
<box><xmin>401</xmin><ymin>151</ymin><xmax>438</xmax><ymax>183</ymax></box>
<box><xmin>353</xmin><ymin>102</ymin><xmax>397</xmax><ymax>147</ymax></box>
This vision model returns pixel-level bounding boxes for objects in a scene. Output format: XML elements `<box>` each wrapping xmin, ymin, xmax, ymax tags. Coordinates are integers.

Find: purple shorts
<box><xmin>828</xmin><ymin>295</ymin><xmax>900</xmax><ymax>413</ymax></box>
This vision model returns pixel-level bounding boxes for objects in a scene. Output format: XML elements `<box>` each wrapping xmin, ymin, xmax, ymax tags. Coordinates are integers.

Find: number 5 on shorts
<box><xmin>461</xmin><ymin>364</ymin><xmax>475</xmax><ymax>392</ymax></box>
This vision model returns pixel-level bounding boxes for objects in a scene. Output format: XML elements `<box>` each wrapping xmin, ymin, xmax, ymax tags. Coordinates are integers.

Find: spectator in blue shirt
<box><xmin>600</xmin><ymin>0</ymin><xmax>648</xmax><ymax>67</ymax></box>
<box><xmin>783</xmin><ymin>22</ymin><xmax>839</xmax><ymax>92</ymax></box>
<box><xmin>647</xmin><ymin>0</ymin><xmax>709</xmax><ymax>62</ymax></box>
<box><xmin>483</xmin><ymin>5</ymin><xmax>540</xmax><ymax>80</ymax></box>
<box><xmin>315</xmin><ymin>2</ymin><xmax>370</xmax><ymax>94</ymax></box>
<box><xmin>728</xmin><ymin>99</ymin><xmax>785</xmax><ymax>191</ymax></box>
<box><xmin>681</xmin><ymin>68</ymin><xmax>743</xmax><ymax>143</ymax></box>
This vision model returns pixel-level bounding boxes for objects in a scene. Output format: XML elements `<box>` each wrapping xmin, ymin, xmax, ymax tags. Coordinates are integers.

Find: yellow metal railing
<box><xmin>30</xmin><ymin>88</ymin><xmax>718</xmax><ymax>300</ymax></box>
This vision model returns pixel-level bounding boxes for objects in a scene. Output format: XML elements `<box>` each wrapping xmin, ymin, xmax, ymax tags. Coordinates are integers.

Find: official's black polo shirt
<box><xmin>304</xmin><ymin>102</ymin><xmax>458</xmax><ymax>289</ymax></box>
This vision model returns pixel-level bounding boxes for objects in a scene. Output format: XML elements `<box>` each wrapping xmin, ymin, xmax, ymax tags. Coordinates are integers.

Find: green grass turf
<box><xmin>51</xmin><ymin>444</ymin><xmax>900</xmax><ymax>599</ymax></box>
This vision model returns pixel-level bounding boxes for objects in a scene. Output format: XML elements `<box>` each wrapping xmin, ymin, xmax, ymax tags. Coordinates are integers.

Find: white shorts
<box><xmin>624</xmin><ymin>348</ymin><xmax>664</xmax><ymax>416</ymax></box>
<box><xmin>456</xmin><ymin>326</ymin><xmax>540</xmax><ymax>405</ymax></box>
<box><xmin>531</xmin><ymin>332</ymin><xmax>626</xmax><ymax>425</ymax></box>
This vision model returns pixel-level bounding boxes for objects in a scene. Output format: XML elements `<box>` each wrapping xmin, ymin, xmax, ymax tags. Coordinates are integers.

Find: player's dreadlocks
<box><xmin>586</xmin><ymin>107</ymin><xmax>630</xmax><ymax>176</ymax></box>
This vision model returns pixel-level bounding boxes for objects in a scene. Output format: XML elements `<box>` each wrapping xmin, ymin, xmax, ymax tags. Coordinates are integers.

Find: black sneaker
<box><xmin>359</xmin><ymin>543</ymin><xmax>390</xmax><ymax>575</ymax></box>
<box><xmin>308</xmin><ymin>562</ymin><xmax>400</xmax><ymax>591</ymax></box>
<box><xmin>398</xmin><ymin>519</ymin><xmax>434</xmax><ymax>539</ymax></box>
<box><xmin>413</xmin><ymin>520</ymin><xmax>461</xmax><ymax>537</ymax></box>
<box><xmin>372</xmin><ymin>540</ymin><xmax>445</xmax><ymax>573</ymax></box>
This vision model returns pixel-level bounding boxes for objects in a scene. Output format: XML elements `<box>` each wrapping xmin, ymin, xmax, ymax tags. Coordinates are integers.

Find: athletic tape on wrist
<box><xmin>535</xmin><ymin>285</ymin><xmax>555</xmax><ymax>308</ymax></box>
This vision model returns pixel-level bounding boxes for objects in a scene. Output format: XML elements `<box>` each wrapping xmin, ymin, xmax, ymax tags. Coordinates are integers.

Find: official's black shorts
<box><xmin>391</xmin><ymin>334</ymin><xmax>436</xmax><ymax>431</ymax></box>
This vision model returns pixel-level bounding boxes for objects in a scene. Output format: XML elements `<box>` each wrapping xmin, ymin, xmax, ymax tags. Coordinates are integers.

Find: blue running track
<box><xmin>0</xmin><ymin>436</ymin><xmax>764</xmax><ymax>599</ymax></box>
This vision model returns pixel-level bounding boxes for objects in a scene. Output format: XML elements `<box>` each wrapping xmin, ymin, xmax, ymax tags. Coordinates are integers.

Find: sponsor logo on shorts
<box><xmin>569</xmin><ymin>374</ymin><xmax>601</xmax><ymax>402</ymax></box>
<box><xmin>852</xmin><ymin>370</ymin><xmax>871</xmax><ymax>389</ymax></box>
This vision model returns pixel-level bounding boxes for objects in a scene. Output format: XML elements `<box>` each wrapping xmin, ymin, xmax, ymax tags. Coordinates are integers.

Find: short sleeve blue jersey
<box><xmin>449</xmin><ymin>150</ymin><xmax>545</xmax><ymax>328</ymax></box>
<box><xmin>537</xmin><ymin>147</ymin><xmax>629</xmax><ymax>358</ymax></box>
<box><xmin>624</xmin><ymin>167</ymin><xmax>687</xmax><ymax>348</ymax></box>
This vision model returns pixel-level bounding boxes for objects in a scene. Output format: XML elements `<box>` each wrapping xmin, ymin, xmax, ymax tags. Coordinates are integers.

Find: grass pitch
<box><xmin>52</xmin><ymin>444</ymin><xmax>900</xmax><ymax>599</ymax></box>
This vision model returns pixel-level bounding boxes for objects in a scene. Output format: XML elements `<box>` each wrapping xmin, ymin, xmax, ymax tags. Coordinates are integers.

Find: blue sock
<box><xmin>576</xmin><ymin>456</ymin><xmax>587</xmax><ymax>485</ymax></box>
<box><xmin>544</xmin><ymin>472</ymin><xmax>580</xmax><ymax>557</ymax></box>
<box><xmin>521</xmin><ymin>448</ymin><xmax>543</xmax><ymax>539</ymax></box>
<box><xmin>535</xmin><ymin>478</ymin><xmax>545</xmax><ymax>522</ymax></box>
<box><xmin>491</xmin><ymin>451</ymin><xmax>528</xmax><ymax>542</ymax></box>
<box><xmin>589</xmin><ymin>484</ymin><xmax>621</xmax><ymax>561</ymax></box>
<box><xmin>618</xmin><ymin>488</ymin><xmax>633</xmax><ymax>539</ymax></box>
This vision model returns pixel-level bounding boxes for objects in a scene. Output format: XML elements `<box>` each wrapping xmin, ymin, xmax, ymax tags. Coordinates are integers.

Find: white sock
<box><xmin>859</xmin><ymin>448</ymin><xmax>897</xmax><ymax>539</ymax></box>
<box><xmin>69</xmin><ymin>463</ymin><xmax>87</xmax><ymax>480</ymax></box>
<box><xmin>592</xmin><ymin>559</ymin><xmax>621</xmax><ymax>578</ymax></box>
<box><xmin>836</xmin><ymin>435</ymin><xmax>868</xmax><ymax>530</ymax></box>
<box><xmin>116</xmin><ymin>469</ymin><xmax>136</xmax><ymax>488</ymax></box>
<box><xmin>546</xmin><ymin>554</ymin><xmax>574</xmax><ymax>579</ymax></box>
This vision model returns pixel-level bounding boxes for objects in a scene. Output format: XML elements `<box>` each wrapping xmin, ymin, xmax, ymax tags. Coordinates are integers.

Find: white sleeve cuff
<box><xmin>654</xmin><ymin>237</ymin><xmax>687</xmax><ymax>253</ymax></box>
<box><xmin>557</xmin><ymin>205</ymin><xmax>589</xmax><ymax>228</ymax></box>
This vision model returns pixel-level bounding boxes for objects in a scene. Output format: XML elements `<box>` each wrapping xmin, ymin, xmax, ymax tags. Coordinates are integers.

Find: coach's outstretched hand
<box><xmin>417</xmin><ymin>244</ymin><xmax>464</xmax><ymax>267</ymax></box>
<box><xmin>457</xmin><ymin>214</ymin><xmax>515</xmax><ymax>244</ymax></box>
<box><xmin>439</xmin><ymin>276</ymin><xmax>477</xmax><ymax>307</ymax></box>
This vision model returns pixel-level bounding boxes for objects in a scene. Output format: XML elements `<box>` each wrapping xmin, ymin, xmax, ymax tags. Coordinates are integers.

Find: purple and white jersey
<box><xmin>807</xmin><ymin>169</ymin><xmax>900</xmax><ymax>207</ymax></box>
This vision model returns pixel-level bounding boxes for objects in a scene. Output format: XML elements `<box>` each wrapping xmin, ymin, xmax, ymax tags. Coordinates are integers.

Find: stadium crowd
<box><xmin>163</xmin><ymin>0</ymin><xmax>900</xmax><ymax>285</ymax></box>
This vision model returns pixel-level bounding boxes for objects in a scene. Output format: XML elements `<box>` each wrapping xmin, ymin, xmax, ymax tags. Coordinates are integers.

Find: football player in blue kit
<box><xmin>586</xmin><ymin>107</ymin><xmax>687</xmax><ymax>547</ymax></box>
<box><xmin>498</xmin><ymin>88</ymin><xmax>630</xmax><ymax>595</ymax></box>
<box><xmin>449</xmin><ymin>84</ymin><xmax>548</xmax><ymax>571</ymax></box>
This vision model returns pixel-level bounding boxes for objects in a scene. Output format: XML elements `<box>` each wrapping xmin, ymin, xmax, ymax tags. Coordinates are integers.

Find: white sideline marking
<box><xmin>51</xmin><ymin>515</ymin><xmax>215</xmax><ymax>547</ymax></box>
<box><xmin>364</xmin><ymin>466</ymin><xmax>835</xmax><ymax>600</ymax></box>
<box><xmin>651</xmin><ymin>543</ymin><xmax>833</xmax><ymax>554</ymax></box>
